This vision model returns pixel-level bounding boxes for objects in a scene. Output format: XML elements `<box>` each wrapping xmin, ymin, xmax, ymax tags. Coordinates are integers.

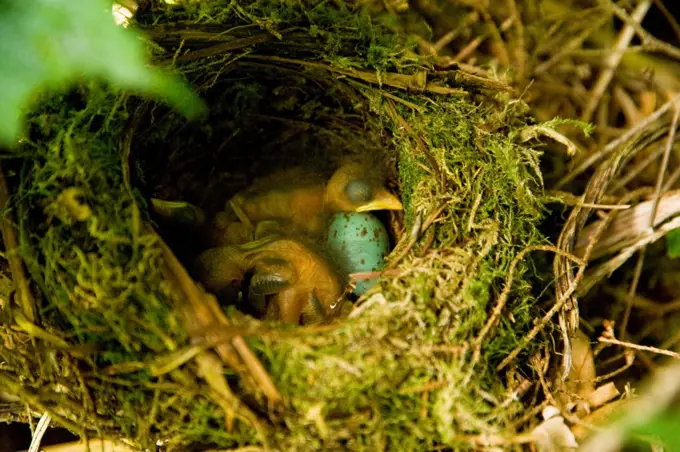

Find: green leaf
<box><xmin>631</xmin><ymin>411</ymin><xmax>680</xmax><ymax>451</ymax></box>
<box><xmin>666</xmin><ymin>228</ymin><xmax>680</xmax><ymax>258</ymax></box>
<box><xmin>0</xmin><ymin>0</ymin><xmax>206</xmax><ymax>146</ymax></box>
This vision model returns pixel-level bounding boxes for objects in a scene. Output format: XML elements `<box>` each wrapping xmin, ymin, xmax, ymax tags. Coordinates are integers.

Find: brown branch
<box><xmin>601</xmin><ymin>338</ymin><xmax>680</xmax><ymax>361</ymax></box>
<box><xmin>244</xmin><ymin>55</ymin><xmax>468</xmax><ymax>96</ymax></box>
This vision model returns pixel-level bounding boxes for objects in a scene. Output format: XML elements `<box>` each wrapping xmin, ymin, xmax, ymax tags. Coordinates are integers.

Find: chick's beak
<box><xmin>356</xmin><ymin>189</ymin><xmax>403</xmax><ymax>212</ymax></box>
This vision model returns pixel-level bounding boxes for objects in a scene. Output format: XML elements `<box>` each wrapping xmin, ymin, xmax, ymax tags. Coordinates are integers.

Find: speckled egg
<box><xmin>325</xmin><ymin>212</ymin><xmax>390</xmax><ymax>296</ymax></box>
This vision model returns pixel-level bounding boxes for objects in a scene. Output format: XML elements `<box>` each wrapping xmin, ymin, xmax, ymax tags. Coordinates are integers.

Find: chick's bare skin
<box><xmin>193</xmin><ymin>237</ymin><xmax>345</xmax><ymax>325</ymax></box>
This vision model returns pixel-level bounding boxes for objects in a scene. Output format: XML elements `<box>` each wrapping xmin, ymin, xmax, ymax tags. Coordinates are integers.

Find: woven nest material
<box><xmin>0</xmin><ymin>1</ymin><xmax>550</xmax><ymax>450</ymax></box>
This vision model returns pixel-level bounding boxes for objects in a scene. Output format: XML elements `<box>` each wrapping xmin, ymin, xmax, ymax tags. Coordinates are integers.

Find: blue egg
<box><xmin>325</xmin><ymin>212</ymin><xmax>390</xmax><ymax>296</ymax></box>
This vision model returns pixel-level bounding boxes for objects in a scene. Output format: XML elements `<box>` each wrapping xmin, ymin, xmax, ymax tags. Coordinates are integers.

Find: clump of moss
<box><xmin>3</xmin><ymin>0</ymin><xmax>548</xmax><ymax>450</ymax></box>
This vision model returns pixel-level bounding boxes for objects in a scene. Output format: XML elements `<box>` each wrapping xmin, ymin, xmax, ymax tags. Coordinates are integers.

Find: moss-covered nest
<box><xmin>1</xmin><ymin>1</ymin><xmax>551</xmax><ymax>450</ymax></box>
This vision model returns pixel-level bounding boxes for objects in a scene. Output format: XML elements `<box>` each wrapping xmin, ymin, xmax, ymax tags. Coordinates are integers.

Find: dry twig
<box><xmin>599</xmin><ymin>337</ymin><xmax>680</xmax><ymax>361</ymax></box>
<box><xmin>578</xmin><ymin>215</ymin><xmax>680</xmax><ymax>297</ymax></box>
<box><xmin>467</xmin><ymin>245</ymin><xmax>584</xmax><ymax>379</ymax></box>
<box><xmin>620</xmin><ymin>104</ymin><xmax>679</xmax><ymax>339</ymax></box>
<box><xmin>606</xmin><ymin>0</ymin><xmax>680</xmax><ymax>61</ymax></box>
<box><xmin>580</xmin><ymin>361</ymin><xmax>680</xmax><ymax>452</ymax></box>
<box><xmin>574</xmin><ymin>190</ymin><xmax>680</xmax><ymax>259</ymax></box>
<box><xmin>580</xmin><ymin>1</ymin><xmax>651</xmax><ymax>122</ymax></box>
<box><xmin>557</xmin><ymin>92</ymin><xmax>680</xmax><ymax>189</ymax></box>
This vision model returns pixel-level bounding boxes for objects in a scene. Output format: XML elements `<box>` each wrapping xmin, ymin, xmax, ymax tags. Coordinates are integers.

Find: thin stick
<box><xmin>578</xmin><ymin>215</ymin><xmax>680</xmax><ymax>297</ymax></box>
<box><xmin>593</xmin><ymin>351</ymin><xmax>634</xmax><ymax>383</ymax></box>
<box><xmin>614</xmin><ymin>85</ymin><xmax>642</xmax><ymax>125</ymax></box>
<box><xmin>19</xmin><ymin>439</ymin><xmax>135</xmax><ymax>452</ymax></box>
<box><xmin>158</xmin><ymin>239</ymin><xmax>282</xmax><ymax>405</ymax></box>
<box><xmin>649</xmin><ymin>105</ymin><xmax>679</xmax><ymax>226</ymax></box>
<box><xmin>534</xmin><ymin>15</ymin><xmax>610</xmax><ymax>75</ymax></box>
<box><xmin>452</xmin><ymin>36</ymin><xmax>485</xmax><ymax>63</ymax></box>
<box><xmin>0</xmin><ymin>163</ymin><xmax>35</xmax><ymax>323</ymax></box>
<box><xmin>497</xmin><ymin>202</ymin><xmax>615</xmax><ymax>372</ymax></box>
<box><xmin>580</xmin><ymin>0</ymin><xmax>652</xmax><ymax>122</ymax></box>
<box><xmin>349</xmin><ymin>269</ymin><xmax>401</xmax><ymax>281</ymax></box>
<box><xmin>609</xmin><ymin>140</ymin><xmax>668</xmax><ymax>193</ymax></box>
<box><xmin>244</xmin><ymin>55</ymin><xmax>467</xmax><ymax>96</ymax></box>
<box><xmin>466</xmin><ymin>245</ymin><xmax>585</xmax><ymax>381</ymax></box>
<box><xmin>619</xmin><ymin>251</ymin><xmax>645</xmax><ymax>342</ymax></box>
<box><xmin>433</xmin><ymin>11</ymin><xmax>479</xmax><ymax>53</ymax></box>
<box><xmin>556</xmin><ymin>88</ymin><xmax>680</xmax><ymax>191</ymax></box>
<box><xmin>579</xmin><ymin>203</ymin><xmax>631</xmax><ymax>210</ymax></box>
<box><xmin>652</xmin><ymin>0</ymin><xmax>680</xmax><ymax>43</ymax></box>
<box><xmin>598</xmin><ymin>337</ymin><xmax>680</xmax><ymax>360</ymax></box>
<box><xmin>506</xmin><ymin>0</ymin><xmax>527</xmax><ymax>83</ymax></box>
<box><xmin>500</xmin><ymin>290</ymin><xmax>574</xmax><ymax>374</ymax></box>
<box><xmin>621</xmin><ymin>104</ymin><xmax>680</xmax><ymax>338</ymax></box>
<box><xmin>452</xmin><ymin>16</ymin><xmax>514</xmax><ymax>63</ymax></box>
<box><xmin>607</xmin><ymin>0</ymin><xmax>680</xmax><ymax>61</ymax></box>
<box><xmin>160</xmin><ymin>32</ymin><xmax>279</xmax><ymax>65</ymax></box>
<box><xmin>28</xmin><ymin>412</ymin><xmax>52</xmax><ymax>452</ymax></box>
<box><xmin>481</xmin><ymin>12</ymin><xmax>510</xmax><ymax>68</ymax></box>
<box><xmin>386</xmin><ymin>201</ymin><xmax>449</xmax><ymax>270</ymax></box>
<box><xmin>661</xmin><ymin>155</ymin><xmax>680</xmax><ymax>192</ymax></box>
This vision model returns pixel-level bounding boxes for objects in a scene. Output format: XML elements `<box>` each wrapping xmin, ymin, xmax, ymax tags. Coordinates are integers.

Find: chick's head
<box><xmin>324</xmin><ymin>161</ymin><xmax>403</xmax><ymax>213</ymax></box>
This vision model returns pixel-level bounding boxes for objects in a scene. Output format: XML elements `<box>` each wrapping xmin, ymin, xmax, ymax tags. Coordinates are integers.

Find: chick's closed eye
<box><xmin>344</xmin><ymin>180</ymin><xmax>373</xmax><ymax>205</ymax></box>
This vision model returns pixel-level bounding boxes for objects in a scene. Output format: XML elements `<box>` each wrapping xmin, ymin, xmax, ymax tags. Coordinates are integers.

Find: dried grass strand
<box><xmin>578</xmin><ymin>215</ymin><xmax>680</xmax><ymax>296</ymax></box>
<box><xmin>580</xmin><ymin>1</ymin><xmax>651</xmax><ymax>122</ymax></box>
<box><xmin>556</xmin><ymin>92</ymin><xmax>680</xmax><ymax>189</ymax></box>
<box><xmin>468</xmin><ymin>245</ymin><xmax>583</xmax><ymax>377</ymax></box>
<box><xmin>621</xmin><ymin>104</ymin><xmax>679</xmax><ymax>339</ymax></box>
<box><xmin>0</xmin><ymin>163</ymin><xmax>36</xmax><ymax>323</ymax></box>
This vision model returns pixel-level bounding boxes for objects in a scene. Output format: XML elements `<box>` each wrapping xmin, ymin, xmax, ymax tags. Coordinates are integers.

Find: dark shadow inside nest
<box><xmin>129</xmin><ymin>70</ymin><xmax>404</xmax><ymax>321</ymax></box>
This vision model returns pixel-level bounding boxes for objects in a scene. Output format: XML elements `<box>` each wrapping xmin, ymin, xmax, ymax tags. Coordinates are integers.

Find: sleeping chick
<box><xmin>193</xmin><ymin>235</ymin><xmax>347</xmax><ymax>325</ymax></box>
<box><xmin>210</xmin><ymin>159</ymin><xmax>403</xmax><ymax>246</ymax></box>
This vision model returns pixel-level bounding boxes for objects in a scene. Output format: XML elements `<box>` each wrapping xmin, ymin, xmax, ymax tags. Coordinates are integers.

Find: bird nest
<box><xmin>0</xmin><ymin>0</ymin><xmax>549</xmax><ymax>450</ymax></box>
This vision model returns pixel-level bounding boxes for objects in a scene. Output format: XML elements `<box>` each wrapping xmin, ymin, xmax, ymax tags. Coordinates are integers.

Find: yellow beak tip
<box><xmin>355</xmin><ymin>198</ymin><xmax>404</xmax><ymax>212</ymax></box>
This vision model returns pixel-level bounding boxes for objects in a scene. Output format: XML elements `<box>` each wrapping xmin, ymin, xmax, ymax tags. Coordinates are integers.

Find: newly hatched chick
<box><xmin>193</xmin><ymin>236</ymin><xmax>347</xmax><ymax>325</ymax></box>
<box><xmin>210</xmin><ymin>158</ymin><xmax>403</xmax><ymax>246</ymax></box>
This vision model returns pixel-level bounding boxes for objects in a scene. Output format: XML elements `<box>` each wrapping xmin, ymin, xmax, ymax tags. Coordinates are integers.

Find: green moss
<box><xmin>2</xmin><ymin>0</ymin><xmax>550</xmax><ymax>450</ymax></box>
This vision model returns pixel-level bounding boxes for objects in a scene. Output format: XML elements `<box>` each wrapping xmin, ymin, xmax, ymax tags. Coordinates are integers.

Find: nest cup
<box><xmin>6</xmin><ymin>1</ymin><xmax>549</xmax><ymax>450</ymax></box>
<box><xmin>133</xmin><ymin>70</ymin><xmax>401</xmax><ymax>267</ymax></box>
